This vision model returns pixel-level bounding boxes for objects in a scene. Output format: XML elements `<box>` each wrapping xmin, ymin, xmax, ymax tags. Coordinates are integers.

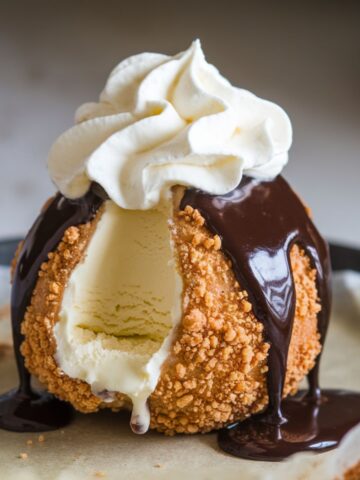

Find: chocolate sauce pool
<box><xmin>0</xmin><ymin>185</ymin><xmax>103</xmax><ymax>431</ymax></box>
<box><xmin>218</xmin><ymin>389</ymin><xmax>360</xmax><ymax>461</ymax></box>
<box><xmin>0</xmin><ymin>175</ymin><xmax>359</xmax><ymax>460</ymax></box>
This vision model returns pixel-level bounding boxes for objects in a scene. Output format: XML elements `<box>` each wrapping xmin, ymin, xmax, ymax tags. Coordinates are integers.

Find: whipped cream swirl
<box><xmin>48</xmin><ymin>40</ymin><xmax>292</xmax><ymax>210</ymax></box>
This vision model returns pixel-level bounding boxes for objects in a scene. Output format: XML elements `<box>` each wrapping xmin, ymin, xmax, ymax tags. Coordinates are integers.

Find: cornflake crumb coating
<box><xmin>341</xmin><ymin>462</ymin><xmax>360</xmax><ymax>480</ymax></box>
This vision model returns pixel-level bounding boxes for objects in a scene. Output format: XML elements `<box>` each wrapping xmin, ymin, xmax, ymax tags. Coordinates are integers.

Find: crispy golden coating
<box><xmin>20</xmin><ymin>195</ymin><xmax>321</xmax><ymax>434</ymax></box>
<box><xmin>342</xmin><ymin>462</ymin><xmax>360</xmax><ymax>480</ymax></box>
<box><xmin>21</xmin><ymin>220</ymin><xmax>111</xmax><ymax>412</ymax></box>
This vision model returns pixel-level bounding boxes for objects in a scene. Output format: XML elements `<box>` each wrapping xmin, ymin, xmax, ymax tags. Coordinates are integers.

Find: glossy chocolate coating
<box><xmin>182</xmin><ymin>175</ymin><xmax>331</xmax><ymax>419</ymax></box>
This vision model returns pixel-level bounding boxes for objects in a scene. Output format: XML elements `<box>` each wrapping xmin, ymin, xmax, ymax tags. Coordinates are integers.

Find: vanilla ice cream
<box><xmin>54</xmin><ymin>200</ymin><xmax>182</xmax><ymax>432</ymax></box>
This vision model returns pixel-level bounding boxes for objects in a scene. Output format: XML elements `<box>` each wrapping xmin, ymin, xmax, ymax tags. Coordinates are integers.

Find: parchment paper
<box><xmin>0</xmin><ymin>267</ymin><xmax>359</xmax><ymax>480</ymax></box>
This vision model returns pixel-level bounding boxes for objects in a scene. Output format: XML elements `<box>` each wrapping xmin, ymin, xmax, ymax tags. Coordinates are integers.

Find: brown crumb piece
<box><xmin>19</xmin><ymin>453</ymin><xmax>28</xmax><ymax>460</ymax></box>
<box><xmin>94</xmin><ymin>472</ymin><xmax>107</xmax><ymax>478</ymax></box>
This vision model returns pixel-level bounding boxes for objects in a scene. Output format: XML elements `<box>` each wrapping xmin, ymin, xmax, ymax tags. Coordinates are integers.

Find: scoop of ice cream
<box><xmin>54</xmin><ymin>200</ymin><xmax>182</xmax><ymax>432</ymax></box>
<box><xmin>48</xmin><ymin>40</ymin><xmax>292</xmax><ymax>210</ymax></box>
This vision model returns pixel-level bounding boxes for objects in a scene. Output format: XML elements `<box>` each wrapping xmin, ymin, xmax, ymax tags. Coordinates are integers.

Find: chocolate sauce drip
<box><xmin>181</xmin><ymin>176</ymin><xmax>331</xmax><ymax>415</ymax></box>
<box><xmin>181</xmin><ymin>175</ymin><xmax>355</xmax><ymax>460</ymax></box>
<box><xmin>0</xmin><ymin>185</ymin><xmax>104</xmax><ymax>432</ymax></box>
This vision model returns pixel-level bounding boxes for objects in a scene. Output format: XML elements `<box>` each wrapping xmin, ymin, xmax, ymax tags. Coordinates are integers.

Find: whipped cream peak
<box><xmin>48</xmin><ymin>40</ymin><xmax>292</xmax><ymax>209</ymax></box>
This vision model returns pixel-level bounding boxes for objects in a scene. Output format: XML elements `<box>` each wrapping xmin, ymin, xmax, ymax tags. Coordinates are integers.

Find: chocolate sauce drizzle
<box><xmin>181</xmin><ymin>175</ymin><xmax>360</xmax><ymax>460</ymax></box>
<box><xmin>0</xmin><ymin>175</ymin><xmax>359</xmax><ymax>460</ymax></box>
<box><xmin>0</xmin><ymin>185</ymin><xmax>104</xmax><ymax>432</ymax></box>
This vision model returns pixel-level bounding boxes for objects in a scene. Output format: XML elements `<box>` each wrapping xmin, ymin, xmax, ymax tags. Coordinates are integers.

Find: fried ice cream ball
<box><xmin>20</xmin><ymin>190</ymin><xmax>321</xmax><ymax>435</ymax></box>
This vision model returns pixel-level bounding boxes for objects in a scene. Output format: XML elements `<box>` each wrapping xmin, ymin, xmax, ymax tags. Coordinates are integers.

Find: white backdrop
<box><xmin>1</xmin><ymin>1</ymin><xmax>359</xmax><ymax>246</ymax></box>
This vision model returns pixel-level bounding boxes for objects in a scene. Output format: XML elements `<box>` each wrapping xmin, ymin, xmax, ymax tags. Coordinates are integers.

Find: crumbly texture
<box><xmin>20</xmin><ymin>193</ymin><xmax>321</xmax><ymax>434</ymax></box>
<box><xmin>21</xmin><ymin>209</ymin><xmax>130</xmax><ymax>413</ymax></box>
<box><xmin>343</xmin><ymin>462</ymin><xmax>360</xmax><ymax>480</ymax></box>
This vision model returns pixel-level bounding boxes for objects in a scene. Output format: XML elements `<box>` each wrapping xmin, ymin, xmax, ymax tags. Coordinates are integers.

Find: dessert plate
<box><xmin>0</xmin><ymin>240</ymin><xmax>359</xmax><ymax>480</ymax></box>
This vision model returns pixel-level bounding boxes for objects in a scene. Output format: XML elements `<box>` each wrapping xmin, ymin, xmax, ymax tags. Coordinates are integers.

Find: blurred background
<box><xmin>1</xmin><ymin>0</ymin><xmax>359</xmax><ymax>245</ymax></box>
